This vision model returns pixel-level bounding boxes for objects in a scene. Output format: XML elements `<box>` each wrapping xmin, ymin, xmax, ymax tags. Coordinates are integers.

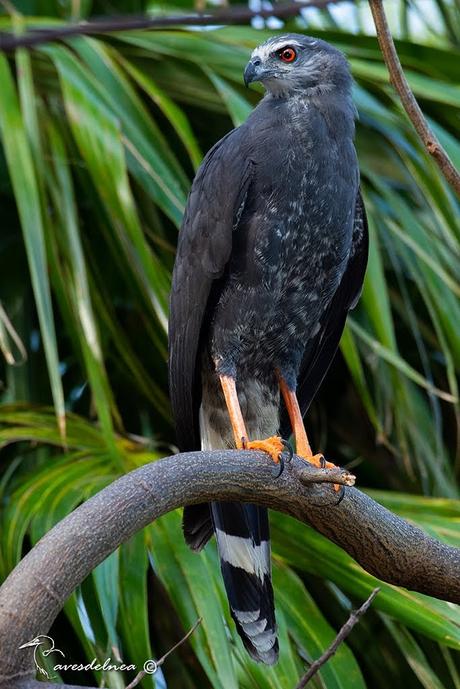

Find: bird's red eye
<box><xmin>278</xmin><ymin>47</ymin><xmax>296</xmax><ymax>63</ymax></box>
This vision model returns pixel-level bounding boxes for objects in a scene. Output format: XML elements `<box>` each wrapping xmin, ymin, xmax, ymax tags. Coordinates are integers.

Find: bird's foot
<box><xmin>300</xmin><ymin>452</ymin><xmax>345</xmax><ymax>499</ymax></box>
<box><xmin>302</xmin><ymin>452</ymin><xmax>329</xmax><ymax>469</ymax></box>
<box><xmin>242</xmin><ymin>436</ymin><xmax>292</xmax><ymax>478</ymax></box>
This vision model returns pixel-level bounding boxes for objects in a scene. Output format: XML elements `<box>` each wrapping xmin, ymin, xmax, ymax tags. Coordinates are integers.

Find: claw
<box><xmin>272</xmin><ymin>440</ymin><xmax>293</xmax><ymax>478</ymax></box>
<box><xmin>335</xmin><ymin>485</ymin><xmax>345</xmax><ymax>505</ymax></box>
<box><xmin>243</xmin><ymin>436</ymin><xmax>292</xmax><ymax>478</ymax></box>
<box><xmin>281</xmin><ymin>439</ymin><xmax>293</xmax><ymax>463</ymax></box>
<box><xmin>306</xmin><ymin>453</ymin><xmax>343</xmax><ymax>493</ymax></box>
<box><xmin>272</xmin><ymin>453</ymin><xmax>284</xmax><ymax>478</ymax></box>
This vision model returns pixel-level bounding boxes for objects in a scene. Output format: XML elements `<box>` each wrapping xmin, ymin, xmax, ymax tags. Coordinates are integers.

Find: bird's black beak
<box><xmin>243</xmin><ymin>60</ymin><xmax>260</xmax><ymax>88</ymax></box>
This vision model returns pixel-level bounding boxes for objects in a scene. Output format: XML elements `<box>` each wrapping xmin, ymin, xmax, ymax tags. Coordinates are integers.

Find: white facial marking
<box><xmin>251</xmin><ymin>38</ymin><xmax>303</xmax><ymax>62</ymax></box>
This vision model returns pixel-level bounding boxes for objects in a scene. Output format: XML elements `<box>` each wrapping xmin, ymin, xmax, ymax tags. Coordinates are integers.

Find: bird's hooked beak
<box><xmin>243</xmin><ymin>58</ymin><xmax>262</xmax><ymax>87</ymax></box>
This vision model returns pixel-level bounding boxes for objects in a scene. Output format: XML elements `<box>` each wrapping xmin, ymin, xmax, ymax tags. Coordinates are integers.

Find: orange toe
<box><xmin>320</xmin><ymin>459</ymin><xmax>342</xmax><ymax>492</ymax></box>
<box><xmin>245</xmin><ymin>436</ymin><xmax>284</xmax><ymax>464</ymax></box>
<box><xmin>298</xmin><ymin>452</ymin><xmax>342</xmax><ymax>492</ymax></box>
<box><xmin>305</xmin><ymin>452</ymin><xmax>326</xmax><ymax>468</ymax></box>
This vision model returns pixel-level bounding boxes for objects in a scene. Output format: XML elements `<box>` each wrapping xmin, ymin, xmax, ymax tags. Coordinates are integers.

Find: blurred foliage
<box><xmin>0</xmin><ymin>0</ymin><xmax>459</xmax><ymax>687</ymax></box>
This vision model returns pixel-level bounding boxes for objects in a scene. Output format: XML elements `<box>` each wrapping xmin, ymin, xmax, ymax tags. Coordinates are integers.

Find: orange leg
<box><xmin>277</xmin><ymin>373</ymin><xmax>340</xmax><ymax>489</ymax></box>
<box><xmin>219</xmin><ymin>374</ymin><xmax>284</xmax><ymax>464</ymax></box>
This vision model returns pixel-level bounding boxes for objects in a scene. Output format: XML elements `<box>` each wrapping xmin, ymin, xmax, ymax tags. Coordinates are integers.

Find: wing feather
<box><xmin>169</xmin><ymin>130</ymin><xmax>253</xmax><ymax>451</ymax></box>
<box><xmin>281</xmin><ymin>189</ymin><xmax>369</xmax><ymax>433</ymax></box>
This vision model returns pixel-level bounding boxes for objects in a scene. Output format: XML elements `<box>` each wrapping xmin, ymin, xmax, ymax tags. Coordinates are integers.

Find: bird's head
<box><xmin>244</xmin><ymin>33</ymin><xmax>352</xmax><ymax>99</ymax></box>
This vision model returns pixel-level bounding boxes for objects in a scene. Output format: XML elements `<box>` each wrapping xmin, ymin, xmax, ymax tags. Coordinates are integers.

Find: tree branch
<box><xmin>369</xmin><ymin>0</ymin><xmax>460</xmax><ymax>196</ymax></box>
<box><xmin>295</xmin><ymin>588</ymin><xmax>380</xmax><ymax>688</ymax></box>
<box><xmin>0</xmin><ymin>0</ymin><xmax>348</xmax><ymax>51</ymax></box>
<box><xmin>0</xmin><ymin>450</ymin><xmax>458</xmax><ymax>688</ymax></box>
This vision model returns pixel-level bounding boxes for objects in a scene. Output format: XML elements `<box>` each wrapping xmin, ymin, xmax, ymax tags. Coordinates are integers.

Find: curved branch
<box><xmin>369</xmin><ymin>0</ymin><xmax>460</xmax><ymax>196</ymax></box>
<box><xmin>0</xmin><ymin>450</ymin><xmax>458</xmax><ymax>687</ymax></box>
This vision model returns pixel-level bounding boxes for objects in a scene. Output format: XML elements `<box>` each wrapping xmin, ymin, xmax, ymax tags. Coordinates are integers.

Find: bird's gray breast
<box><xmin>209</xmin><ymin>97</ymin><xmax>358</xmax><ymax>382</ymax></box>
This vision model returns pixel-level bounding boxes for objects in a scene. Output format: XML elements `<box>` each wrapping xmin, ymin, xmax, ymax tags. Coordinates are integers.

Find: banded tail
<box><xmin>212</xmin><ymin>501</ymin><xmax>278</xmax><ymax>664</ymax></box>
<box><xmin>183</xmin><ymin>500</ymin><xmax>278</xmax><ymax>664</ymax></box>
<box><xmin>182</xmin><ymin>407</ymin><xmax>279</xmax><ymax>664</ymax></box>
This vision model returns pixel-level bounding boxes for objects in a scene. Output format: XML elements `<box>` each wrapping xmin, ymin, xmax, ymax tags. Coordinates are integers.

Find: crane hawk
<box><xmin>168</xmin><ymin>33</ymin><xmax>368</xmax><ymax>664</ymax></box>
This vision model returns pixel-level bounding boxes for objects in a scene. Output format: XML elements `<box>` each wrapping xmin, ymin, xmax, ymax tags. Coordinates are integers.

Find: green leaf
<box><xmin>271</xmin><ymin>514</ymin><xmax>460</xmax><ymax>650</ymax></box>
<box><xmin>46</xmin><ymin>121</ymin><xmax>123</xmax><ymax>461</ymax></box>
<box><xmin>382</xmin><ymin>617</ymin><xmax>448</xmax><ymax>689</ymax></box>
<box><xmin>0</xmin><ymin>55</ymin><xmax>66</xmax><ymax>437</ymax></box>
<box><xmin>93</xmin><ymin>551</ymin><xmax>120</xmax><ymax>655</ymax></box>
<box><xmin>349</xmin><ymin>318</ymin><xmax>457</xmax><ymax>403</ymax></box>
<box><xmin>41</xmin><ymin>43</ymin><xmax>171</xmax><ymax>331</ymax></box>
<box><xmin>273</xmin><ymin>563</ymin><xmax>366</xmax><ymax>689</ymax></box>
<box><xmin>205</xmin><ymin>70</ymin><xmax>252</xmax><ymax>127</ymax></box>
<box><xmin>150</xmin><ymin>511</ymin><xmax>238</xmax><ymax>689</ymax></box>
<box><xmin>119</xmin><ymin>532</ymin><xmax>156</xmax><ymax>688</ymax></box>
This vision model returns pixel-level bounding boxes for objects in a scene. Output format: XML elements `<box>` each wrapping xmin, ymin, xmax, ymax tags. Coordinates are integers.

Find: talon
<box><xmin>299</xmin><ymin>452</ymin><xmax>343</xmax><ymax>493</ymax></box>
<box><xmin>318</xmin><ymin>456</ymin><xmax>343</xmax><ymax>493</ymax></box>
<box><xmin>320</xmin><ymin>456</ymin><xmax>343</xmax><ymax>493</ymax></box>
<box><xmin>241</xmin><ymin>436</ymin><xmax>248</xmax><ymax>450</ymax></box>
<box><xmin>281</xmin><ymin>439</ymin><xmax>293</xmax><ymax>463</ymax></box>
<box><xmin>300</xmin><ymin>452</ymin><xmax>328</xmax><ymax>468</ymax></box>
<box><xmin>272</xmin><ymin>453</ymin><xmax>284</xmax><ymax>478</ymax></box>
<box><xmin>336</xmin><ymin>485</ymin><xmax>345</xmax><ymax>505</ymax></box>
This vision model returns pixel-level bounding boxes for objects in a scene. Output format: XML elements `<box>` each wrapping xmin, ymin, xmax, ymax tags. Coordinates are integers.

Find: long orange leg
<box><xmin>219</xmin><ymin>374</ymin><xmax>285</xmax><ymax>464</ymax></box>
<box><xmin>277</xmin><ymin>374</ymin><xmax>325</xmax><ymax>467</ymax></box>
<box><xmin>277</xmin><ymin>373</ymin><xmax>341</xmax><ymax>489</ymax></box>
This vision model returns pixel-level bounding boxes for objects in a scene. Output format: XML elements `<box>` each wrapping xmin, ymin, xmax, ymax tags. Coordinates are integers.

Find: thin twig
<box><xmin>369</xmin><ymin>0</ymin><xmax>460</xmax><ymax>197</ymax></box>
<box><xmin>157</xmin><ymin>616</ymin><xmax>202</xmax><ymax>666</ymax></box>
<box><xmin>124</xmin><ymin>617</ymin><xmax>202</xmax><ymax>689</ymax></box>
<box><xmin>295</xmin><ymin>588</ymin><xmax>380</xmax><ymax>688</ymax></box>
<box><xmin>0</xmin><ymin>0</ymin><xmax>347</xmax><ymax>51</ymax></box>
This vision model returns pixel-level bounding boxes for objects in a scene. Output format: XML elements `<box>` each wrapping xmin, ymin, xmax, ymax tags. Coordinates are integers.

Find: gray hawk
<box><xmin>168</xmin><ymin>33</ymin><xmax>368</xmax><ymax>664</ymax></box>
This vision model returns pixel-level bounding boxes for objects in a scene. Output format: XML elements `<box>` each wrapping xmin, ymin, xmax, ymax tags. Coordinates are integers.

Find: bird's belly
<box><xmin>213</xmin><ymin>286</ymin><xmax>319</xmax><ymax>375</ymax></box>
<box><xmin>210</xmin><ymin>215</ymin><xmax>350</xmax><ymax>382</ymax></box>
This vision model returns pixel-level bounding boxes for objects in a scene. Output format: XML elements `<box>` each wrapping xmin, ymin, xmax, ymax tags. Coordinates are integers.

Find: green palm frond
<box><xmin>0</xmin><ymin>2</ymin><xmax>459</xmax><ymax>687</ymax></box>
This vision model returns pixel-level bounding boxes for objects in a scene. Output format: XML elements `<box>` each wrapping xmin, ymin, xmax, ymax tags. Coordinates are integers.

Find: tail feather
<box><xmin>211</xmin><ymin>501</ymin><xmax>279</xmax><ymax>664</ymax></box>
<box><xmin>183</xmin><ymin>504</ymin><xmax>213</xmax><ymax>551</ymax></box>
<box><xmin>184</xmin><ymin>399</ymin><xmax>279</xmax><ymax>664</ymax></box>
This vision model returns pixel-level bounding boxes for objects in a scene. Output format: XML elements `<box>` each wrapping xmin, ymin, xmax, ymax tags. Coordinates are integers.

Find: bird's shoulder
<box><xmin>173</xmin><ymin>128</ymin><xmax>254</xmax><ymax>283</ymax></box>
